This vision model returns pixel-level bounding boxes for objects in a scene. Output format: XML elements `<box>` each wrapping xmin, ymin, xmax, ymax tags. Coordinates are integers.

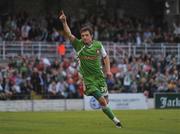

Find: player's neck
<box><xmin>85</xmin><ymin>40</ymin><xmax>93</xmax><ymax>45</ymax></box>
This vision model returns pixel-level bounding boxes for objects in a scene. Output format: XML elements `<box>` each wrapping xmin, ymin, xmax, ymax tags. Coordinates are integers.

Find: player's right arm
<box><xmin>59</xmin><ymin>10</ymin><xmax>75</xmax><ymax>42</ymax></box>
<box><xmin>59</xmin><ymin>11</ymin><xmax>82</xmax><ymax>51</ymax></box>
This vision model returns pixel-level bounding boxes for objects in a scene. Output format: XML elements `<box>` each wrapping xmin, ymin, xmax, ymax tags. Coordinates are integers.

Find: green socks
<box><xmin>102</xmin><ymin>106</ymin><xmax>115</xmax><ymax>120</ymax></box>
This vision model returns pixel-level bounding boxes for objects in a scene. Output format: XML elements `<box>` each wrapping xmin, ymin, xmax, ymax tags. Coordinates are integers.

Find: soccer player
<box><xmin>59</xmin><ymin>11</ymin><xmax>122</xmax><ymax>128</ymax></box>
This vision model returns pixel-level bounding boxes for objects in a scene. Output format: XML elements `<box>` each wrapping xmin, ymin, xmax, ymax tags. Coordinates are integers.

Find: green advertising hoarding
<box><xmin>155</xmin><ymin>93</ymin><xmax>180</xmax><ymax>109</ymax></box>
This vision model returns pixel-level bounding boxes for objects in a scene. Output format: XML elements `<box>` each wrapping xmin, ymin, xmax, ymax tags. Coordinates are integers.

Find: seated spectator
<box><xmin>19</xmin><ymin>77</ymin><xmax>32</xmax><ymax>99</ymax></box>
<box><xmin>48</xmin><ymin>80</ymin><xmax>61</xmax><ymax>99</ymax></box>
<box><xmin>4</xmin><ymin>77</ymin><xmax>13</xmax><ymax>99</ymax></box>
<box><xmin>0</xmin><ymin>78</ymin><xmax>6</xmax><ymax>100</ymax></box>
<box><xmin>56</xmin><ymin>80</ymin><xmax>68</xmax><ymax>98</ymax></box>
<box><xmin>67</xmin><ymin>78</ymin><xmax>78</xmax><ymax>98</ymax></box>
<box><xmin>167</xmin><ymin>80</ymin><xmax>177</xmax><ymax>92</ymax></box>
<box><xmin>21</xmin><ymin>22</ymin><xmax>31</xmax><ymax>40</ymax></box>
<box><xmin>173</xmin><ymin>21</ymin><xmax>180</xmax><ymax>35</ymax></box>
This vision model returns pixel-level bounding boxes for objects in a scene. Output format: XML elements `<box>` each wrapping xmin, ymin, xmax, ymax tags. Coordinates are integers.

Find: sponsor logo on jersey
<box><xmin>96</xmin><ymin>49</ymin><xmax>100</xmax><ymax>54</ymax></box>
<box><xmin>79</xmin><ymin>56</ymin><xmax>97</xmax><ymax>60</ymax></box>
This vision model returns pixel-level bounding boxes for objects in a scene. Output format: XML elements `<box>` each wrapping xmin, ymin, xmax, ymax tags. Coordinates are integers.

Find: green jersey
<box><xmin>72</xmin><ymin>38</ymin><xmax>108</xmax><ymax>96</ymax></box>
<box><xmin>72</xmin><ymin>38</ymin><xmax>106</xmax><ymax>78</ymax></box>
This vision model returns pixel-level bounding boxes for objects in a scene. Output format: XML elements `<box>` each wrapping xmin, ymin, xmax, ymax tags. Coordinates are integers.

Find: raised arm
<box><xmin>59</xmin><ymin>11</ymin><xmax>75</xmax><ymax>42</ymax></box>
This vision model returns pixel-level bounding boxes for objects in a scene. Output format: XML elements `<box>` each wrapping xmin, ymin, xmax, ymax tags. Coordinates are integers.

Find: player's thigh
<box><xmin>84</xmin><ymin>83</ymin><xmax>97</xmax><ymax>96</ymax></box>
<box><xmin>96</xmin><ymin>78</ymin><xmax>108</xmax><ymax>96</ymax></box>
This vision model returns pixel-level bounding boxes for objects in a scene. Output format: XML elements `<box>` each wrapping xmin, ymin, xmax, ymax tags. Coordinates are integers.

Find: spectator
<box><xmin>173</xmin><ymin>21</ymin><xmax>180</xmax><ymax>35</ymax></box>
<box><xmin>56</xmin><ymin>79</ymin><xmax>68</xmax><ymax>98</ymax></box>
<box><xmin>0</xmin><ymin>78</ymin><xmax>6</xmax><ymax>100</ymax></box>
<box><xmin>21</xmin><ymin>22</ymin><xmax>31</xmax><ymax>40</ymax></box>
<box><xmin>51</xmin><ymin>28</ymin><xmax>60</xmax><ymax>41</ymax></box>
<box><xmin>48</xmin><ymin>80</ymin><xmax>61</xmax><ymax>99</ymax></box>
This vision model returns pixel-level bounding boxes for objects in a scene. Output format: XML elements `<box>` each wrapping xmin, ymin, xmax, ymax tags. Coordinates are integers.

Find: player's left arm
<box><xmin>100</xmin><ymin>45</ymin><xmax>113</xmax><ymax>79</ymax></box>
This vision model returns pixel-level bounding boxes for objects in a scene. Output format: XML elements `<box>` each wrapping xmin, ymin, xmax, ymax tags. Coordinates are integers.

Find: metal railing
<box><xmin>0</xmin><ymin>41</ymin><xmax>180</xmax><ymax>62</ymax></box>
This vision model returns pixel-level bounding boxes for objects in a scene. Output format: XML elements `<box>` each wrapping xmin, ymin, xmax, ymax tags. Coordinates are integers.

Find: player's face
<box><xmin>81</xmin><ymin>31</ymin><xmax>93</xmax><ymax>45</ymax></box>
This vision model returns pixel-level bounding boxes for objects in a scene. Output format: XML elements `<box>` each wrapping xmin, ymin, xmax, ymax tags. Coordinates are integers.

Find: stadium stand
<box><xmin>0</xmin><ymin>50</ymin><xmax>179</xmax><ymax>100</ymax></box>
<box><xmin>0</xmin><ymin>0</ymin><xmax>180</xmax><ymax>100</ymax></box>
<box><xmin>0</xmin><ymin>11</ymin><xmax>180</xmax><ymax>43</ymax></box>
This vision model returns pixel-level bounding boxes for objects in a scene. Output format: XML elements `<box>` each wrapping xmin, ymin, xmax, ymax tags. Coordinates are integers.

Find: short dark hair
<box><xmin>80</xmin><ymin>26</ymin><xmax>93</xmax><ymax>35</ymax></box>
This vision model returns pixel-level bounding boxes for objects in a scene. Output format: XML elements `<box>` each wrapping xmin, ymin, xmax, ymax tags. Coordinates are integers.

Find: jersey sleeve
<box><xmin>71</xmin><ymin>38</ymin><xmax>82</xmax><ymax>52</ymax></box>
<box><xmin>100</xmin><ymin>43</ymin><xmax>107</xmax><ymax>58</ymax></box>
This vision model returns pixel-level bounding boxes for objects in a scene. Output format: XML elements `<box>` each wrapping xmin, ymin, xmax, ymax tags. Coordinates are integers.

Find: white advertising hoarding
<box><xmin>84</xmin><ymin>93</ymin><xmax>148</xmax><ymax>110</ymax></box>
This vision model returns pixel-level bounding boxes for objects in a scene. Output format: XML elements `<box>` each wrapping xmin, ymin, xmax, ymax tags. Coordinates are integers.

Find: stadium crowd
<box><xmin>0</xmin><ymin>55</ymin><xmax>83</xmax><ymax>100</ymax></box>
<box><xmin>0</xmin><ymin>52</ymin><xmax>179</xmax><ymax>100</ymax></box>
<box><xmin>0</xmin><ymin>10</ymin><xmax>180</xmax><ymax>43</ymax></box>
<box><xmin>0</xmin><ymin>9</ymin><xmax>180</xmax><ymax>100</ymax></box>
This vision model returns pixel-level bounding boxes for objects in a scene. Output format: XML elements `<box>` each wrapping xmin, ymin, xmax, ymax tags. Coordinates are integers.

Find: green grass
<box><xmin>0</xmin><ymin>110</ymin><xmax>179</xmax><ymax>134</ymax></box>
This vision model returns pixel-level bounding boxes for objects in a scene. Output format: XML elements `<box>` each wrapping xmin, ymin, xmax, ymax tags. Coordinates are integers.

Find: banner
<box><xmin>84</xmin><ymin>93</ymin><xmax>148</xmax><ymax>110</ymax></box>
<box><xmin>155</xmin><ymin>93</ymin><xmax>180</xmax><ymax>109</ymax></box>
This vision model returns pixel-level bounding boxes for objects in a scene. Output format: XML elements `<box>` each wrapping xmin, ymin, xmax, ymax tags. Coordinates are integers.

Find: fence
<box><xmin>103</xmin><ymin>42</ymin><xmax>180</xmax><ymax>61</ymax></box>
<box><xmin>0</xmin><ymin>41</ymin><xmax>180</xmax><ymax>62</ymax></box>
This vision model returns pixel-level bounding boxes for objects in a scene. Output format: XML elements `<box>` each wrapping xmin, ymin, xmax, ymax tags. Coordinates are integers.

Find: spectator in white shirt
<box><xmin>21</xmin><ymin>22</ymin><xmax>31</xmax><ymax>40</ymax></box>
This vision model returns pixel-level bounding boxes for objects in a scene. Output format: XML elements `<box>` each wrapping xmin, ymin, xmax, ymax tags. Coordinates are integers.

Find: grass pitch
<box><xmin>0</xmin><ymin>110</ymin><xmax>179</xmax><ymax>134</ymax></box>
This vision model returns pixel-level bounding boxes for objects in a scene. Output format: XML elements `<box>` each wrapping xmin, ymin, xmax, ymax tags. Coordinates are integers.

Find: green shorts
<box><xmin>83</xmin><ymin>75</ymin><xmax>108</xmax><ymax>99</ymax></box>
